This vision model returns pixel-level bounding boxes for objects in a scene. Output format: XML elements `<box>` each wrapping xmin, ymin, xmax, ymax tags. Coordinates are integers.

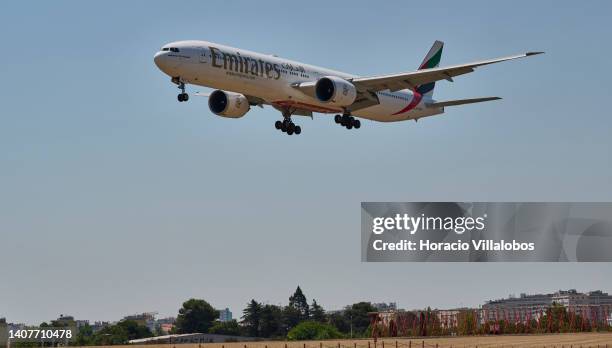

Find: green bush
<box><xmin>209</xmin><ymin>320</ymin><xmax>241</xmax><ymax>336</ymax></box>
<box><xmin>287</xmin><ymin>321</ymin><xmax>344</xmax><ymax>341</ymax></box>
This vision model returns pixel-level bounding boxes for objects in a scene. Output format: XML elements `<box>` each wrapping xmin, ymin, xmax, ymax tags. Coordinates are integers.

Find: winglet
<box><xmin>526</xmin><ymin>51</ymin><xmax>545</xmax><ymax>56</ymax></box>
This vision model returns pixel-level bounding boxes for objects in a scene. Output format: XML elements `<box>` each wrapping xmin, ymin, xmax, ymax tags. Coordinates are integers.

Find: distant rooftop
<box><xmin>485</xmin><ymin>289</ymin><xmax>610</xmax><ymax>304</ymax></box>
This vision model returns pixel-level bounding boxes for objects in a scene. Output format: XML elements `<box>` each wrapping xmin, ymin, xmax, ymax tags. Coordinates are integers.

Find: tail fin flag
<box><xmin>416</xmin><ymin>40</ymin><xmax>444</xmax><ymax>98</ymax></box>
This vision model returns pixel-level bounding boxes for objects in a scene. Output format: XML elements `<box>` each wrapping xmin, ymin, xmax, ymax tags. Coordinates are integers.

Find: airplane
<box><xmin>153</xmin><ymin>40</ymin><xmax>542</xmax><ymax>135</ymax></box>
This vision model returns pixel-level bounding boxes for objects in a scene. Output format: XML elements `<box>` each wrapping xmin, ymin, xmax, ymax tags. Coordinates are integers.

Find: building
<box><xmin>552</xmin><ymin>290</ymin><xmax>612</xmax><ymax>324</ymax></box>
<box><xmin>155</xmin><ymin>317</ymin><xmax>175</xmax><ymax>334</ymax></box>
<box><xmin>75</xmin><ymin>320</ymin><xmax>90</xmax><ymax>328</ymax></box>
<box><xmin>219</xmin><ymin>308</ymin><xmax>232</xmax><ymax>322</ymax></box>
<box><xmin>91</xmin><ymin>321</ymin><xmax>110</xmax><ymax>332</ymax></box>
<box><xmin>156</xmin><ymin>317</ymin><xmax>175</xmax><ymax>325</ymax></box>
<box><xmin>55</xmin><ymin>314</ymin><xmax>75</xmax><ymax>325</ymax></box>
<box><xmin>123</xmin><ymin>312</ymin><xmax>157</xmax><ymax>332</ymax></box>
<box><xmin>481</xmin><ymin>289</ymin><xmax>612</xmax><ymax>325</ymax></box>
<box><xmin>436</xmin><ymin>309</ymin><xmax>477</xmax><ymax>329</ymax></box>
<box><xmin>123</xmin><ymin>312</ymin><xmax>156</xmax><ymax>326</ymax></box>
<box><xmin>481</xmin><ymin>292</ymin><xmax>552</xmax><ymax>324</ymax></box>
<box><xmin>159</xmin><ymin>323</ymin><xmax>175</xmax><ymax>334</ymax></box>
<box><xmin>54</xmin><ymin>315</ymin><xmax>89</xmax><ymax>328</ymax></box>
<box><xmin>6</xmin><ymin>322</ymin><xmax>27</xmax><ymax>331</ymax></box>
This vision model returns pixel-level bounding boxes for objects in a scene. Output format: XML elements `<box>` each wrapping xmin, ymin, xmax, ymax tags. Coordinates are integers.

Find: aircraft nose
<box><xmin>154</xmin><ymin>51</ymin><xmax>168</xmax><ymax>69</ymax></box>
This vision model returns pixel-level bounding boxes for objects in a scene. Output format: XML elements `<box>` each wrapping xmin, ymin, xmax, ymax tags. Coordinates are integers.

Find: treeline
<box><xmin>15</xmin><ymin>286</ymin><xmax>377</xmax><ymax>346</ymax></box>
<box><xmin>8</xmin><ymin>319</ymin><xmax>153</xmax><ymax>347</ymax></box>
<box><xmin>16</xmin><ymin>290</ymin><xmax>610</xmax><ymax>347</ymax></box>
<box><xmin>174</xmin><ymin>286</ymin><xmax>376</xmax><ymax>340</ymax></box>
<box><xmin>238</xmin><ymin>287</ymin><xmax>376</xmax><ymax>340</ymax></box>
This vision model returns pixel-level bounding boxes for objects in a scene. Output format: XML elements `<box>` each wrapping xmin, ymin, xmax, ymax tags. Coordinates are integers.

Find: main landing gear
<box><xmin>176</xmin><ymin>81</ymin><xmax>189</xmax><ymax>102</ymax></box>
<box><xmin>275</xmin><ymin>111</ymin><xmax>302</xmax><ymax>135</ymax></box>
<box><xmin>334</xmin><ymin>114</ymin><xmax>360</xmax><ymax>130</ymax></box>
<box><xmin>275</xmin><ymin>118</ymin><xmax>302</xmax><ymax>135</ymax></box>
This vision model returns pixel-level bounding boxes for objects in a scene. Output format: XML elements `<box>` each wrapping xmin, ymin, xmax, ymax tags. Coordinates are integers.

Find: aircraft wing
<box><xmin>350</xmin><ymin>52</ymin><xmax>544</xmax><ymax>93</ymax></box>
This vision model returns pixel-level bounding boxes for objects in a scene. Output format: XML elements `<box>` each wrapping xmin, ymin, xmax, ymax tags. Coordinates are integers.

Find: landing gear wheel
<box><xmin>346</xmin><ymin>123</ymin><xmax>353</xmax><ymax>130</ymax></box>
<box><xmin>176</xmin><ymin>80</ymin><xmax>188</xmax><ymax>102</ymax></box>
<box><xmin>353</xmin><ymin>119</ymin><xmax>361</xmax><ymax>129</ymax></box>
<box><xmin>341</xmin><ymin>115</ymin><xmax>353</xmax><ymax>127</ymax></box>
<box><xmin>278</xmin><ymin>110</ymin><xmax>302</xmax><ymax>135</ymax></box>
<box><xmin>177</xmin><ymin>93</ymin><xmax>189</xmax><ymax>102</ymax></box>
<box><xmin>334</xmin><ymin>115</ymin><xmax>342</xmax><ymax>124</ymax></box>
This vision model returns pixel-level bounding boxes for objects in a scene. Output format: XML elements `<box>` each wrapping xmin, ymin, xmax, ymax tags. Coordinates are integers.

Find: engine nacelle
<box><xmin>208</xmin><ymin>90</ymin><xmax>250</xmax><ymax>118</ymax></box>
<box><xmin>315</xmin><ymin>76</ymin><xmax>357</xmax><ymax>106</ymax></box>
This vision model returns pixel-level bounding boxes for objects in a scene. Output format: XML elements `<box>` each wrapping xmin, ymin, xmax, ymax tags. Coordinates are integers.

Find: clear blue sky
<box><xmin>1</xmin><ymin>1</ymin><xmax>611</xmax><ymax>324</ymax></box>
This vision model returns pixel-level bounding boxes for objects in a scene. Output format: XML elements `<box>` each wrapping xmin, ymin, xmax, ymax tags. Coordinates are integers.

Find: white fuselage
<box><xmin>153</xmin><ymin>40</ymin><xmax>443</xmax><ymax>122</ymax></box>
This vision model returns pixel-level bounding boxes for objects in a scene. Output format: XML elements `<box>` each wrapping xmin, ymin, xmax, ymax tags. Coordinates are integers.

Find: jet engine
<box><xmin>208</xmin><ymin>90</ymin><xmax>250</xmax><ymax>118</ymax></box>
<box><xmin>315</xmin><ymin>76</ymin><xmax>357</xmax><ymax>106</ymax></box>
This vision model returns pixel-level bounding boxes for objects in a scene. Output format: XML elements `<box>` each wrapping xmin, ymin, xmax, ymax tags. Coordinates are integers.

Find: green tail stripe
<box><xmin>423</xmin><ymin>48</ymin><xmax>443</xmax><ymax>69</ymax></box>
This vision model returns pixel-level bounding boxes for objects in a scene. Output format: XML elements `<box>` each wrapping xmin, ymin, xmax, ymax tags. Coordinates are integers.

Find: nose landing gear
<box><xmin>334</xmin><ymin>114</ymin><xmax>360</xmax><ymax>130</ymax></box>
<box><xmin>178</xmin><ymin>92</ymin><xmax>189</xmax><ymax>102</ymax></box>
<box><xmin>175</xmin><ymin>79</ymin><xmax>189</xmax><ymax>102</ymax></box>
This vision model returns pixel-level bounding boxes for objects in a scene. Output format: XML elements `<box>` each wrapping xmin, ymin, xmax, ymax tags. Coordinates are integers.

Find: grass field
<box><xmin>112</xmin><ymin>333</ymin><xmax>612</xmax><ymax>348</ymax></box>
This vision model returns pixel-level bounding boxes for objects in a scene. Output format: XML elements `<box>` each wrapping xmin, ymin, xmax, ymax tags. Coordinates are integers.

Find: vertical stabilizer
<box><xmin>416</xmin><ymin>40</ymin><xmax>444</xmax><ymax>98</ymax></box>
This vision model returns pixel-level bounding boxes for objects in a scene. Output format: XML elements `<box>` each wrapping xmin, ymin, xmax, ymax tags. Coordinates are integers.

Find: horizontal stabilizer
<box><xmin>427</xmin><ymin>96</ymin><xmax>501</xmax><ymax>108</ymax></box>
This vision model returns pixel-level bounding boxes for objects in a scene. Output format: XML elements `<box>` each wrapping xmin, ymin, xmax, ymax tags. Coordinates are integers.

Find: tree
<box><xmin>117</xmin><ymin>320</ymin><xmax>154</xmax><ymax>340</ymax></box>
<box><xmin>282</xmin><ymin>305</ymin><xmax>303</xmax><ymax>333</ymax></box>
<box><xmin>288</xmin><ymin>286</ymin><xmax>310</xmax><ymax>321</ymax></box>
<box><xmin>241</xmin><ymin>299</ymin><xmax>263</xmax><ymax>337</ymax></box>
<box><xmin>328</xmin><ymin>312</ymin><xmax>350</xmax><ymax>333</ymax></box>
<box><xmin>74</xmin><ymin>323</ymin><xmax>94</xmax><ymax>345</ymax></box>
<box><xmin>92</xmin><ymin>323</ymin><xmax>129</xmax><ymax>345</ymax></box>
<box><xmin>287</xmin><ymin>321</ymin><xmax>344</xmax><ymax>340</ymax></box>
<box><xmin>457</xmin><ymin>311</ymin><xmax>478</xmax><ymax>335</ymax></box>
<box><xmin>88</xmin><ymin>320</ymin><xmax>152</xmax><ymax>346</ymax></box>
<box><xmin>259</xmin><ymin>304</ymin><xmax>283</xmax><ymax>338</ymax></box>
<box><xmin>344</xmin><ymin>302</ymin><xmax>376</xmax><ymax>337</ymax></box>
<box><xmin>175</xmin><ymin>298</ymin><xmax>219</xmax><ymax>334</ymax></box>
<box><xmin>310</xmin><ymin>299</ymin><xmax>326</xmax><ymax>322</ymax></box>
<box><xmin>209</xmin><ymin>320</ymin><xmax>241</xmax><ymax>336</ymax></box>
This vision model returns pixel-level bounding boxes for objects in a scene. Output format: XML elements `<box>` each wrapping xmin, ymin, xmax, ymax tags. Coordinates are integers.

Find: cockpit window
<box><xmin>162</xmin><ymin>47</ymin><xmax>169</xmax><ymax>51</ymax></box>
<box><xmin>170</xmin><ymin>47</ymin><xmax>180</xmax><ymax>52</ymax></box>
